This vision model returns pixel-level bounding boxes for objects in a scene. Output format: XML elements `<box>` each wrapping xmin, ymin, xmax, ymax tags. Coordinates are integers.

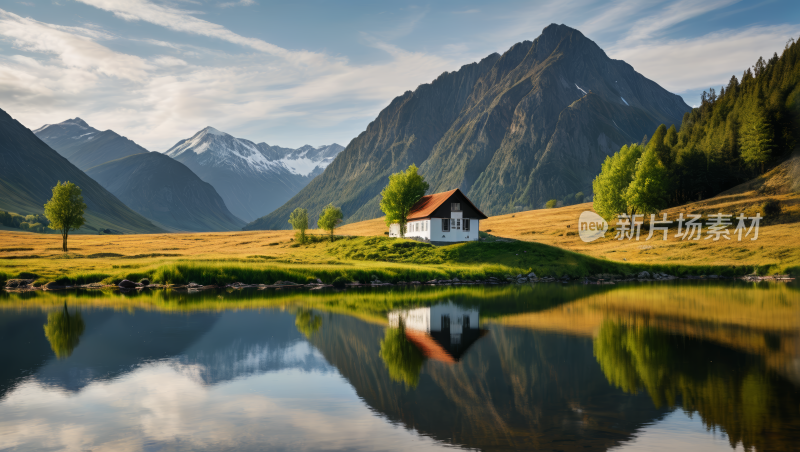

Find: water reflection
<box><xmin>0</xmin><ymin>282</ymin><xmax>797</xmax><ymax>451</ymax></box>
<box><xmin>594</xmin><ymin>321</ymin><xmax>800</xmax><ymax>451</ymax></box>
<box><xmin>379</xmin><ymin>322</ymin><xmax>425</xmax><ymax>388</ymax></box>
<box><xmin>42</xmin><ymin>303</ymin><xmax>85</xmax><ymax>358</ymax></box>
<box><xmin>295</xmin><ymin>308</ymin><xmax>322</xmax><ymax>338</ymax></box>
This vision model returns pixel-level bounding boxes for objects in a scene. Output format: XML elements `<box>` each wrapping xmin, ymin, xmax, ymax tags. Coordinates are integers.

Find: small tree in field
<box><xmin>288</xmin><ymin>207</ymin><xmax>309</xmax><ymax>244</ymax></box>
<box><xmin>545</xmin><ymin>199</ymin><xmax>557</xmax><ymax>209</ymax></box>
<box><xmin>44</xmin><ymin>181</ymin><xmax>86</xmax><ymax>252</ymax></box>
<box><xmin>379</xmin><ymin>164</ymin><xmax>429</xmax><ymax>238</ymax></box>
<box><xmin>625</xmin><ymin>146</ymin><xmax>669</xmax><ymax>215</ymax></box>
<box><xmin>592</xmin><ymin>144</ymin><xmax>643</xmax><ymax>221</ymax></box>
<box><xmin>317</xmin><ymin>204</ymin><xmax>343</xmax><ymax>242</ymax></box>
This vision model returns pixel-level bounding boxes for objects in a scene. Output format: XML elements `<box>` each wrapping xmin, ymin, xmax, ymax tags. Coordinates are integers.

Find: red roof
<box><xmin>407</xmin><ymin>188</ymin><xmax>487</xmax><ymax>220</ymax></box>
<box><xmin>404</xmin><ymin>330</ymin><xmax>456</xmax><ymax>364</ymax></box>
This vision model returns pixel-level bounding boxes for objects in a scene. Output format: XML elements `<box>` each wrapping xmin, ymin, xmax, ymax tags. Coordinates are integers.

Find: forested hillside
<box><xmin>648</xmin><ymin>36</ymin><xmax>799</xmax><ymax>205</ymax></box>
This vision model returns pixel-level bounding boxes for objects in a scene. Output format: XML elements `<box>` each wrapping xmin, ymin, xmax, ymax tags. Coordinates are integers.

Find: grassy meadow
<box><xmin>1</xmin><ymin>167</ymin><xmax>798</xmax><ymax>287</ymax></box>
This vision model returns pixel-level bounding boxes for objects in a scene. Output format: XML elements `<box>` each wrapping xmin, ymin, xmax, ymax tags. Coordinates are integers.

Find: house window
<box><xmin>463</xmin><ymin>219</ymin><xmax>470</xmax><ymax>231</ymax></box>
<box><xmin>450</xmin><ymin>219</ymin><xmax>456</xmax><ymax>230</ymax></box>
<box><xmin>463</xmin><ymin>315</ymin><xmax>470</xmax><ymax>330</ymax></box>
<box><xmin>456</xmin><ymin>219</ymin><xmax>461</xmax><ymax>230</ymax></box>
<box><xmin>442</xmin><ymin>219</ymin><xmax>450</xmax><ymax>231</ymax></box>
<box><xmin>451</xmin><ymin>203</ymin><xmax>461</xmax><ymax>211</ymax></box>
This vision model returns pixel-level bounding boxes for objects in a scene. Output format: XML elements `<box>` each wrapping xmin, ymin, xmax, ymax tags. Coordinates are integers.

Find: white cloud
<box><xmin>0</xmin><ymin>10</ymin><xmax>151</xmax><ymax>81</ymax></box>
<box><xmin>609</xmin><ymin>24</ymin><xmax>800</xmax><ymax>93</ymax></box>
<box><xmin>0</xmin><ymin>362</ymin><xmax>447</xmax><ymax>451</ymax></box>
<box><xmin>75</xmin><ymin>0</ymin><xmax>321</xmax><ymax>64</ymax></box>
<box><xmin>620</xmin><ymin>0</ymin><xmax>742</xmax><ymax>44</ymax></box>
<box><xmin>219</xmin><ymin>0</ymin><xmax>256</xmax><ymax>8</ymax></box>
<box><xmin>0</xmin><ymin>5</ymin><xmax>454</xmax><ymax>151</ymax></box>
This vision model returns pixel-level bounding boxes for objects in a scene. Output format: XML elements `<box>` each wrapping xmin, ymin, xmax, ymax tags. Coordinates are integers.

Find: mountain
<box><xmin>246</xmin><ymin>24</ymin><xmax>690</xmax><ymax>230</ymax></box>
<box><xmin>164</xmin><ymin>127</ymin><xmax>344</xmax><ymax>222</ymax></box>
<box><xmin>0</xmin><ymin>108</ymin><xmax>162</xmax><ymax>234</ymax></box>
<box><xmin>86</xmin><ymin>153</ymin><xmax>246</xmax><ymax>232</ymax></box>
<box><xmin>34</xmin><ymin>118</ymin><xmax>150</xmax><ymax>171</ymax></box>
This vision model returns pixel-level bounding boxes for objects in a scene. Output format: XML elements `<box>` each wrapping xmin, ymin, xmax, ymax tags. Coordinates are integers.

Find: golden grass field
<box><xmin>1</xmin><ymin>157</ymin><xmax>798</xmax><ymax>283</ymax></box>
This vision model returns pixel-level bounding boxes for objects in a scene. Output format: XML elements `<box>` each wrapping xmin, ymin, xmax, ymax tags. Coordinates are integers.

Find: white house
<box><xmin>388</xmin><ymin>188</ymin><xmax>488</xmax><ymax>244</ymax></box>
<box><xmin>388</xmin><ymin>302</ymin><xmax>485</xmax><ymax>363</ymax></box>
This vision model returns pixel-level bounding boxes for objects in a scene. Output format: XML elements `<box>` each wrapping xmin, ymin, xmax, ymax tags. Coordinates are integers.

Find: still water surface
<box><xmin>1</xmin><ymin>282</ymin><xmax>798</xmax><ymax>451</ymax></box>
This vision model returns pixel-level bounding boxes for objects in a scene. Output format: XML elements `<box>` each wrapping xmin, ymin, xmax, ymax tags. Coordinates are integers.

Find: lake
<box><xmin>1</xmin><ymin>281</ymin><xmax>798</xmax><ymax>451</ymax></box>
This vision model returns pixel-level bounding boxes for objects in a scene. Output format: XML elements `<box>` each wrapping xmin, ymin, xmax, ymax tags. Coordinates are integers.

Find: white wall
<box><xmin>430</xmin><ymin>218</ymin><xmax>479</xmax><ymax>242</ymax></box>
<box><xmin>388</xmin><ymin>302</ymin><xmax>479</xmax><ymax>334</ymax></box>
<box><xmin>390</xmin><ymin>220</ymin><xmax>431</xmax><ymax>240</ymax></box>
<box><xmin>389</xmin><ymin>218</ymin><xmax>479</xmax><ymax>242</ymax></box>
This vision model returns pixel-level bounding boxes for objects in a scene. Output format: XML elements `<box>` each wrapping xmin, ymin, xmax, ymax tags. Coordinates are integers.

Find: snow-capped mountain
<box><xmin>164</xmin><ymin>127</ymin><xmax>344</xmax><ymax>222</ymax></box>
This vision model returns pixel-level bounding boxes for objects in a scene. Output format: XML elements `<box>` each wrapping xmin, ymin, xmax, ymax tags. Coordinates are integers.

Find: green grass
<box><xmin>2</xmin><ymin>235</ymin><xmax>776</xmax><ymax>288</ymax></box>
<box><xmin>325</xmin><ymin>236</ymin><xmax>753</xmax><ymax>279</ymax></box>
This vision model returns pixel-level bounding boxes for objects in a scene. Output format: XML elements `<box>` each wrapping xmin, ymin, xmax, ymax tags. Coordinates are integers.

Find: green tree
<box><xmin>625</xmin><ymin>146</ymin><xmax>669</xmax><ymax>215</ymax></box>
<box><xmin>379</xmin><ymin>322</ymin><xmax>425</xmax><ymax>389</ymax></box>
<box><xmin>317</xmin><ymin>204</ymin><xmax>343</xmax><ymax>242</ymax></box>
<box><xmin>379</xmin><ymin>164</ymin><xmax>429</xmax><ymax>238</ymax></box>
<box><xmin>295</xmin><ymin>308</ymin><xmax>322</xmax><ymax>338</ymax></box>
<box><xmin>663</xmin><ymin>125</ymin><xmax>678</xmax><ymax>148</ymax></box>
<box><xmin>44</xmin><ymin>181</ymin><xmax>86</xmax><ymax>252</ymax></box>
<box><xmin>575</xmin><ymin>192</ymin><xmax>585</xmax><ymax>204</ymax></box>
<box><xmin>648</xmin><ymin>124</ymin><xmax>673</xmax><ymax>168</ymax></box>
<box><xmin>43</xmin><ymin>303</ymin><xmax>85</xmax><ymax>359</ymax></box>
<box><xmin>545</xmin><ymin>199</ymin><xmax>557</xmax><ymax>209</ymax></box>
<box><xmin>592</xmin><ymin>144</ymin><xmax>643</xmax><ymax>220</ymax></box>
<box><xmin>288</xmin><ymin>207</ymin><xmax>309</xmax><ymax>244</ymax></box>
<box><xmin>739</xmin><ymin>105</ymin><xmax>774</xmax><ymax>173</ymax></box>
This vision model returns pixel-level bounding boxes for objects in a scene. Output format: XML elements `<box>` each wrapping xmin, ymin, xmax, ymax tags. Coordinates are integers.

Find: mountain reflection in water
<box><xmin>0</xmin><ymin>281</ymin><xmax>797</xmax><ymax>451</ymax></box>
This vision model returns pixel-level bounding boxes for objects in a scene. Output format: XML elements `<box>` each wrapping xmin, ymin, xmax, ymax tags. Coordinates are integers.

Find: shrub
<box><xmin>762</xmin><ymin>199</ymin><xmax>781</xmax><ymax>220</ymax></box>
<box><xmin>545</xmin><ymin>199</ymin><xmax>557</xmax><ymax>209</ymax></box>
<box><xmin>332</xmin><ymin>276</ymin><xmax>349</xmax><ymax>289</ymax></box>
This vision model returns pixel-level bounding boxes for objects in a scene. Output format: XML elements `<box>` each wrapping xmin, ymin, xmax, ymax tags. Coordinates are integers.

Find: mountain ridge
<box><xmin>245</xmin><ymin>24</ymin><xmax>690</xmax><ymax>230</ymax></box>
<box><xmin>164</xmin><ymin>126</ymin><xmax>344</xmax><ymax>222</ymax></box>
<box><xmin>34</xmin><ymin>118</ymin><xmax>150</xmax><ymax>171</ymax></box>
<box><xmin>0</xmin><ymin>109</ymin><xmax>163</xmax><ymax>234</ymax></box>
<box><xmin>86</xmin><ymin>152</ymin><xmax>246</xmax><ymax>232</ymax></box>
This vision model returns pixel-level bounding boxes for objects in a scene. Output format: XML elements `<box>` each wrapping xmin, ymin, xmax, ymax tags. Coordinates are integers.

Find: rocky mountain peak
<box><xmin>66</xmin><ymin>117</ymin><xmax>90</xmax><ymax>128</ymax></box>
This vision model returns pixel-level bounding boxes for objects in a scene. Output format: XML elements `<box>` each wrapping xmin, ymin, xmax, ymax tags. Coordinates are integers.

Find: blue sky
<box><xmin>0</xmin><ymin>0</ymin><xmax>797</xmax><ymax>151</ymax></box>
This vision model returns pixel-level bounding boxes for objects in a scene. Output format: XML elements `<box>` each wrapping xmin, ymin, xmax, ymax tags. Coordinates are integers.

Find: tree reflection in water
<box><xmin>593</xmin><ymin>320</ymin><xmax>800</xmax><ymax>451</ymax></box>
<box><xmin>295</xmin><ymin>308</ymin><xmax>322</xmax><ymax>338</ymax></box>
<box><xmin>379</xmin><ymin>321</ymin><xmax>425</xmax><ymax>388</ymax></box>
<box><xmin>43</xmin><ymin>303</ymin><xmax>85</xmax><ymax>359</ymax></box>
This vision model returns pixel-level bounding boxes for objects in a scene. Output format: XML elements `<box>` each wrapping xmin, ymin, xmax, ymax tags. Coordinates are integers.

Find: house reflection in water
<box><xmin>388</xmin><ymin>302</ymin><xmax>486</xmax><ymax>363</ymax></box>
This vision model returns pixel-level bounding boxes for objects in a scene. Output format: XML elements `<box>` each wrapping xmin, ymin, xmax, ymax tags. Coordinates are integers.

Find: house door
<box><xmin>441</xmin><ymin>315</ymin><xmax>450</xmax><ymax>333</ymax></box>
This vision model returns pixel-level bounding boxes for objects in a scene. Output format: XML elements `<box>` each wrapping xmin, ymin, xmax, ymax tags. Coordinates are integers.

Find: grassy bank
<box><xmin>1</xmin><ymin>177</ymin><xmax>798</xmax><ymax>287</ymax></box>
<box><xmin>0</xmin><ymin>231</ymin><xmax>774</xmax><ymax>287</ymax></box>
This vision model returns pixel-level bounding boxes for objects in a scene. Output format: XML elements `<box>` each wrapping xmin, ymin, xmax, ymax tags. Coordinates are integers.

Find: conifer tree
<box><xmin>739</xmin><ymin>104</ymin><xmax>774</xmax><ymax>173</ymax></box>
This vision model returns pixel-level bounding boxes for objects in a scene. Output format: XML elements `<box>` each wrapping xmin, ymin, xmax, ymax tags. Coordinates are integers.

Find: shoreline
<box><xmin>3</xmin><ymin>272</ymin><xmax>794</xmax><ymax>293</ymax></box>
